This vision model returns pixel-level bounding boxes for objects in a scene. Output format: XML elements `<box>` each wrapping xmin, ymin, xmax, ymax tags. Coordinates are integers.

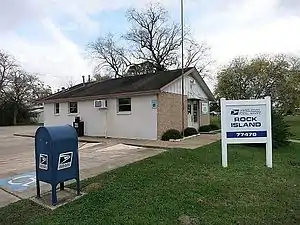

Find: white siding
<box><xmin>44</xmin><ymin>95</ymin><xmax>158</xmax><ymax>140</ymax></box>
<box><xmin>44</xmin><ymin>102</ymin><xmax>74</xmax><ymax>126</ymax></box>
<box><xmin>162</xmin><ymin>74</ymin><xmax>208</xmax><ymax>99</ymax></box>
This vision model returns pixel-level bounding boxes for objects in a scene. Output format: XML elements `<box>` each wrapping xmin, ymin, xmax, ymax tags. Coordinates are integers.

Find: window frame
<box><xmin>54</xmin><ymin>103</ymin><xmax>60</xmax><ymax>115</ymax></box>
<box><xmin>193</xmin><ymin>101</ymin><xmax>198</xmax><ymax>123</ymax></box>
<box><xmin>117</xmin><ymin>98</ymin><xmax>131</xmax><ymax>113</ymax></box>
<box><xmin>68</xmin><ymin>102</ymin><xmax>78</xmax><ymax>114</ymax></box>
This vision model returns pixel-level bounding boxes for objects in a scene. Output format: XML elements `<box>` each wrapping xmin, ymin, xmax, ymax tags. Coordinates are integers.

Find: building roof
<box><xmin>44</xmin><ymin>67</ymin><xmax>215</xmax><ymax>102</ymax></box>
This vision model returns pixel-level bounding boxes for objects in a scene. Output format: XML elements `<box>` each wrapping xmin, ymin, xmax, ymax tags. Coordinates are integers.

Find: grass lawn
<box><xmin>285</xmin><ymin>115</ymin><xmax>300</xmax><ymax>140</ymax></box>
<box><xmin>1</xmin><ymin>142</ymin><xmax>299</xmax><ymax>225</ymax></box>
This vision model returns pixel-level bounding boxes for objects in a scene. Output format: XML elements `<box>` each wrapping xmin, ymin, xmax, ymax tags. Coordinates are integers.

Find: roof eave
<box><xmin>43</xmin><ymin>90</ymin><xmax>160</xmax><ymax>103</ymax></box>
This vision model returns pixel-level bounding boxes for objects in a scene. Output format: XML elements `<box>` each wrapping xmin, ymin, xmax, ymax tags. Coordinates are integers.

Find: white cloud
<box><xmin>0</xmin><ymin>0</ymin><xmax>174</xmax><ymax>90</ymax></box>
<box><xmin>0</xmin><ymin>18</ymin><xmax>93</xmax><ymax>90</ymax></box>
<box><xmin>0</xmin><ymin>0</ymin><xmax>300</xmax><ymax>91</ymax></box>
<box><xmin>194</xmin><ymin>0</ymin><xmax>300</xmax><ymax>66</ymax></box>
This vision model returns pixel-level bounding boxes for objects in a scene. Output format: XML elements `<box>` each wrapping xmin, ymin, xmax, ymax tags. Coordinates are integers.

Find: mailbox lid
<box><xmin>35</xmin><ymin>125</ymin><xmax>78</xmax><ymax>144</ymax></box>
<box><xmin>43</xmin><ymin>125</ymin><xmax>78</xmax><ymax>143</ymax></box>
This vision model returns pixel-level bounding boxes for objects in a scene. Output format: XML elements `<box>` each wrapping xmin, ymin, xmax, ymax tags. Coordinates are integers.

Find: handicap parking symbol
<box><xmin>0</xmin><ymin>172</ymin><xmax>36</xmax><ymax>192</ymax></box>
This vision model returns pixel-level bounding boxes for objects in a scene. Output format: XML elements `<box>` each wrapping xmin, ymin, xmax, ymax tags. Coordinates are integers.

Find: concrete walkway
<box><xmin>80</xmin><ymin>134</ymin><xmax>220</xmax><ymax>149</ymax></box>
<box><xmin>14</xmin><ymin>132</ymin><xmax>221</xmax><ymax>150</ymax></box>
<box><xmin>1</xmin><ymin>126</ymin><xmax>220</xmax><ymax>208</ymax></box>
<box><xmin>1</xmin><ymin>126</ymin><xmax>166</xmax><ymax>208</ymax></box>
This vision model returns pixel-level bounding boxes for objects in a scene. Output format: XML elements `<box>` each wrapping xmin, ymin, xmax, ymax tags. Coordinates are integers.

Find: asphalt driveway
<box><xmin>0</xmin><ymin>126</ymin><xmax>165</xmax><ymax>207</ymax></box>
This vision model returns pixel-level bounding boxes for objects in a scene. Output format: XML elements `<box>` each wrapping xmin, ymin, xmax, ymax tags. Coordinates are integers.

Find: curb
<box><xmin>14</xmin><ymin>133</ymin><xmax>34</xmax><ymax>138</ymax></box>
<box><xmin>199</xmin><ymin>129</ymin><xmax>221</xmax><ymax>135</ymax></box>
<box><xmin>120</xmin><ymin>142</ymin><xmax>187</xmax><ymax>150</ymax></box>
<box><xmin>14</xmin><ymin>133</ymin><xmax>100</xmax><ymax>143</ymax></box>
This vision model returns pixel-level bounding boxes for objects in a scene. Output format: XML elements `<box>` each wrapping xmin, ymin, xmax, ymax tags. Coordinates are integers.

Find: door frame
<box><xmin>187</xmin><ymin>99</ymin><xmax>199</xmax><ymax>129</ymax></box>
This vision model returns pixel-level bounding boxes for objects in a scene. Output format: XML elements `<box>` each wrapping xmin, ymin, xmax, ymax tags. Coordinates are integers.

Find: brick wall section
<box><xmin>157</xmin><ymin>92</ymin><xmax>188</xmax><ymax>139</ymax></box>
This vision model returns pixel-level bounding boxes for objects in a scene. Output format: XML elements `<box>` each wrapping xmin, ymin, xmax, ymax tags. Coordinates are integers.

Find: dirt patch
<box><xmin>178</xmin><ymin>215</ymin><xmax>198</xmax><ymax>225</ymax></box>
<box><xmin>83</xmin><ymin>183</ymin><xmax>102</xmax><ymax>193</ymax></box>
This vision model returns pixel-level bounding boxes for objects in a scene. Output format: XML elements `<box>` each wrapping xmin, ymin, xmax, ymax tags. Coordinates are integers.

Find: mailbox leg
<box><xmin>76</xmin><ymin>178</ymin><xmax>80</xmax><ymax>196</ymax></box>
<box><xmin>60</xmin><ymin>182</ymin><xmax>64</xmax><ymax>191</ymax></box>
<box><xmin>36</xmin><ymin>179</ymin><xmax>41</xmax><ymax>198</ymax></box>
<box><xmin>51</xmin><ymin>185</ymin><xmax>58</xmax><ymax>206</ymax></box>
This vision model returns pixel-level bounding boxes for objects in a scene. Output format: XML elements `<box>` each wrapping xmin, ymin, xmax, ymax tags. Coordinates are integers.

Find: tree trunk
<box><xmin>13</xmin><ymin>105</ymin><xmax>17</xmax><ymax>125</ymax></box>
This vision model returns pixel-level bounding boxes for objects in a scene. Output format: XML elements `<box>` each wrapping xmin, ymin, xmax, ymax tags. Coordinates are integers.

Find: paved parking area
<box><xmin>0</xmin><ymin>126</ymin><xmax>165</xmax><ymax>208</ymax></box>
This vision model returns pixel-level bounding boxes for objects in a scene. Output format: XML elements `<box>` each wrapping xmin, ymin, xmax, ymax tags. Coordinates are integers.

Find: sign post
<box><xmin>220</xmin><ymin>96</ymin><xmax>272</xmax><ymax>168</ymax></box>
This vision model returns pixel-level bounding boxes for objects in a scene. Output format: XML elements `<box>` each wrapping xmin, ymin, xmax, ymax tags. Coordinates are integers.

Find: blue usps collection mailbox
<box><xmin>35</xmin><ymin>125</ymin><xmax>80</xmax><ymax>206</ymax></box>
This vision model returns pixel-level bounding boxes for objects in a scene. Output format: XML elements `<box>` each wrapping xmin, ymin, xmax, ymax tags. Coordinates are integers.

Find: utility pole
<box><xmin>181</xmin><ymin>0</ymin><xmax>185</xmax><ymax>136</ymax></box>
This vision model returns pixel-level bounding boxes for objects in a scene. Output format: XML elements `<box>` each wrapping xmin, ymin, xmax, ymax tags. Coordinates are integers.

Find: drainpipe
<box><xmin>104</xmin><ymin>109</ymin><xmax>108</xmax><ymax>138</ymax></box>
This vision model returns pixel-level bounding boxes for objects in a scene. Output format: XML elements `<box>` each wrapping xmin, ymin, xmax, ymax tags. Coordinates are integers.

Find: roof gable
<box><xmin>160</xmin><ymin>68</ymin><xmax>215</xmax><ymax>101</ymax></box>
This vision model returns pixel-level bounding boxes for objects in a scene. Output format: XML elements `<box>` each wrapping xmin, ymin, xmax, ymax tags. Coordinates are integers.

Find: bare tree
<box><xmin>182</xmin><ymin>38</ymin><xmax>213</xmax><ymax>77</ymax></box>
<box><xmin>124</xmin><ymin>3</ymin><xmax>182</xmax><ymax>71</ymax></box>
<box><xmin>88</xmin><ymin>34</ymin><xmax>131</xmax><ymax>78</ymax></box>
<box><xmin>88</xmin><ymin>3</ymin><xmax>211</xmax><ymax>77</ymax></box>
<box><xmin>126</xmin><ymin>61</ymin><xmax>157</xmax><ymax>75</ymax></box>
<box><xmin>0</xmin><ymin>49</ymin><xmax>51</xmax><ymax>125</ymax></box>
<box><xmin>93</xmin><ymin>74</ymin><xmax>112</xmax><ymax>81</ymax></box>
<box><xmin>64</xmin><ymin>77</ymin><xmax>76</xmax><ymax>88</ymax></box>
<box><xmin>0</xmin><ymin>50</ymin><xmax>18</xmax><ymax>99</ymax></box>
<box><xmin>6</xmin><ymin>69</ymin><xmax>51</xmax><ymax>125</ymax></box>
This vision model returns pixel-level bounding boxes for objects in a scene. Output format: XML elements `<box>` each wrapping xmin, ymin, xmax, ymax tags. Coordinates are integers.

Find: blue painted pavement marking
<box><xmin>0</xmin><ymin>172</ymin><xmax>36</xmax><ymax>192</ymax></box>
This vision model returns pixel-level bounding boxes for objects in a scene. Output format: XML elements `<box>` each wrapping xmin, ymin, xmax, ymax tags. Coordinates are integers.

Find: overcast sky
<box><xmin>0</xmin><ymin>0</ymin><xmax>300</xmax><ymax>90</ymax></box>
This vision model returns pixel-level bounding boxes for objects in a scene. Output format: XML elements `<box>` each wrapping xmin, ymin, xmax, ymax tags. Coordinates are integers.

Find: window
<box><xmin>54</xmin><ymin>103</ymin><xmax>60</xmax><ymax>114</ymax></box>
<box><xmin>69</xmin><ymin>102</ymin><xmax>78</xmax><ymax>114</ymax></box>
<box><xmin>193</xmin><ymin>102</ymin><xmax>198</xmax><ymax>122</ymax></box>
<box><xmin>118</xmin><ymin>98</ymin><xmax>131</xmax><ymax>112</ymax></box>
<box><xmin>188</xmin><ymin>102</ymin><xmax>191</xmax><ymax>114</ymax></box>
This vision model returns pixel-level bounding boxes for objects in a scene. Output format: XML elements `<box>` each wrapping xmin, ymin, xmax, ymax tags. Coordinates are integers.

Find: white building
<box><xmin>43</xmin><ymin>67</ymin><xmax>215</xmax><ymax>140</ymax></box>
<box><xmin>30</xmin><ymin>105</ymin><xmax>44</xmax><ymax>124</ymax></box>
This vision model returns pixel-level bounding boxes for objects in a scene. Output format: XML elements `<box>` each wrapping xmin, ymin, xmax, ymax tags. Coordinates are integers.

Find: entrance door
<box><xmin>187</xmin><ymin>100</ymin><xmax>199</xmax><ymax>129</ymax></box>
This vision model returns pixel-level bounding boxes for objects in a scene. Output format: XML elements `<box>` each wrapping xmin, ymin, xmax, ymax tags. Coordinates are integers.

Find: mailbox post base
<box><xmin>36</xmin><ymin>180</ymin><xmax>41</xmax><ymax>198</ymax></box>
<box><xmin>52</xmin><ymin>185</ymin><xmax>58</xmax><ymax>206</ymax></box>
<box><xmin>60</xmin><ymin>182</ymin><xmax>64</xmax><ymax>191</ymax></box>
<box><xmin>76</xmin><ymin>178</ymin><xmax>80</xmax><ymax>196</ymax></box>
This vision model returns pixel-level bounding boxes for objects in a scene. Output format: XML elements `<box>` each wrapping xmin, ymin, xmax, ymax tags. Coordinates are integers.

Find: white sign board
<box><xmin>220</xmin><ymin>96</ymin><xmax>272</xmax><ymax>168</ymax></box>
<box><xmin>57</xmin><ymin>152</ymin><xmax>73</xmax><ymax>170</ymax></box>
<box><xmin>39</xmin><ymin>154</ymin><xmax>48</xmax><ymax>170</ymax></box>
<box><xmin>201</xmin><ymin>102</ymin><xmax>209</xmax><ymax>114</ymax></box>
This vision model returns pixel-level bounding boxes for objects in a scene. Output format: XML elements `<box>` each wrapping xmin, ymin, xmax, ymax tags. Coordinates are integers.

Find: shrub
<box><xmin>272</xmin><ymin>111</ymin><xmax>291</xmax><ymax>148</ymax></box>
<box><xmin>209</xmin><ymin>124</ymin><xmax>219</xmax><ymax>130</ymax></box>
<box><xmin>210</xmin><ymin>115</ymin><xmax>221</xmax><ymax>128</ymax></box>
<box><xmin>183</xmin><ymin>127</ymin><xmax>198</xmax><ymax>137</ymax></box>
<box><xmin>199</xmin><ymin>125</ymin><xmax>211</xmax><ymax>132</ymax></box>
<box><xmin>161</xmin><ymin>129</ymin><xmax>182</xmax><ymax>141</ymax></box>
<box><xmin>246</xmin><ymin>110</ymin><xmax>291</xmax><ymax>149</ymax></box>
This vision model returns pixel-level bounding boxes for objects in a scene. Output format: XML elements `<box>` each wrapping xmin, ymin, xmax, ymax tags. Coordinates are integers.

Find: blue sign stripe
<box><xmin>227</xmin><ymin>131</ymin><xmax>267</xmax><ymax>138</ymax></box>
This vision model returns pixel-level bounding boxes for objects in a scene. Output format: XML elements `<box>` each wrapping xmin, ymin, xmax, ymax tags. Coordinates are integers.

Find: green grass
<box><xmin>1</xmin><ymin>142</ymin><xmax>300</xmax><ymax>225</ymax></box>
<box><xmin>285</xmin><ymin>115</ymin><xmax>300</xmax><ymax>140</ymax></box>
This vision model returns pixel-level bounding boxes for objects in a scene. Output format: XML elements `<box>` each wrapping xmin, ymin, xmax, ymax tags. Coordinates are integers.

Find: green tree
<box><xmin>215</xmin><ymin>54</ymin><xmax>300</xmax><ymax>113</ymax></box>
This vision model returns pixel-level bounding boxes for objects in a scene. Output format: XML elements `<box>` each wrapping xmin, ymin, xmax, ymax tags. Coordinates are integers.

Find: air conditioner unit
<box><xmin>94</xmin><ymin>100</ymin><xmax>107</xmax><ymax>109</ymax></box>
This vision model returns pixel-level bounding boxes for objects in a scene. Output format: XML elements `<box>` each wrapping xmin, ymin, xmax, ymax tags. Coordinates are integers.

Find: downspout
<box><xmin>104</xmin><ymin>108</ymin><xmax>108</xmax><ymax>138</ymax></box>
